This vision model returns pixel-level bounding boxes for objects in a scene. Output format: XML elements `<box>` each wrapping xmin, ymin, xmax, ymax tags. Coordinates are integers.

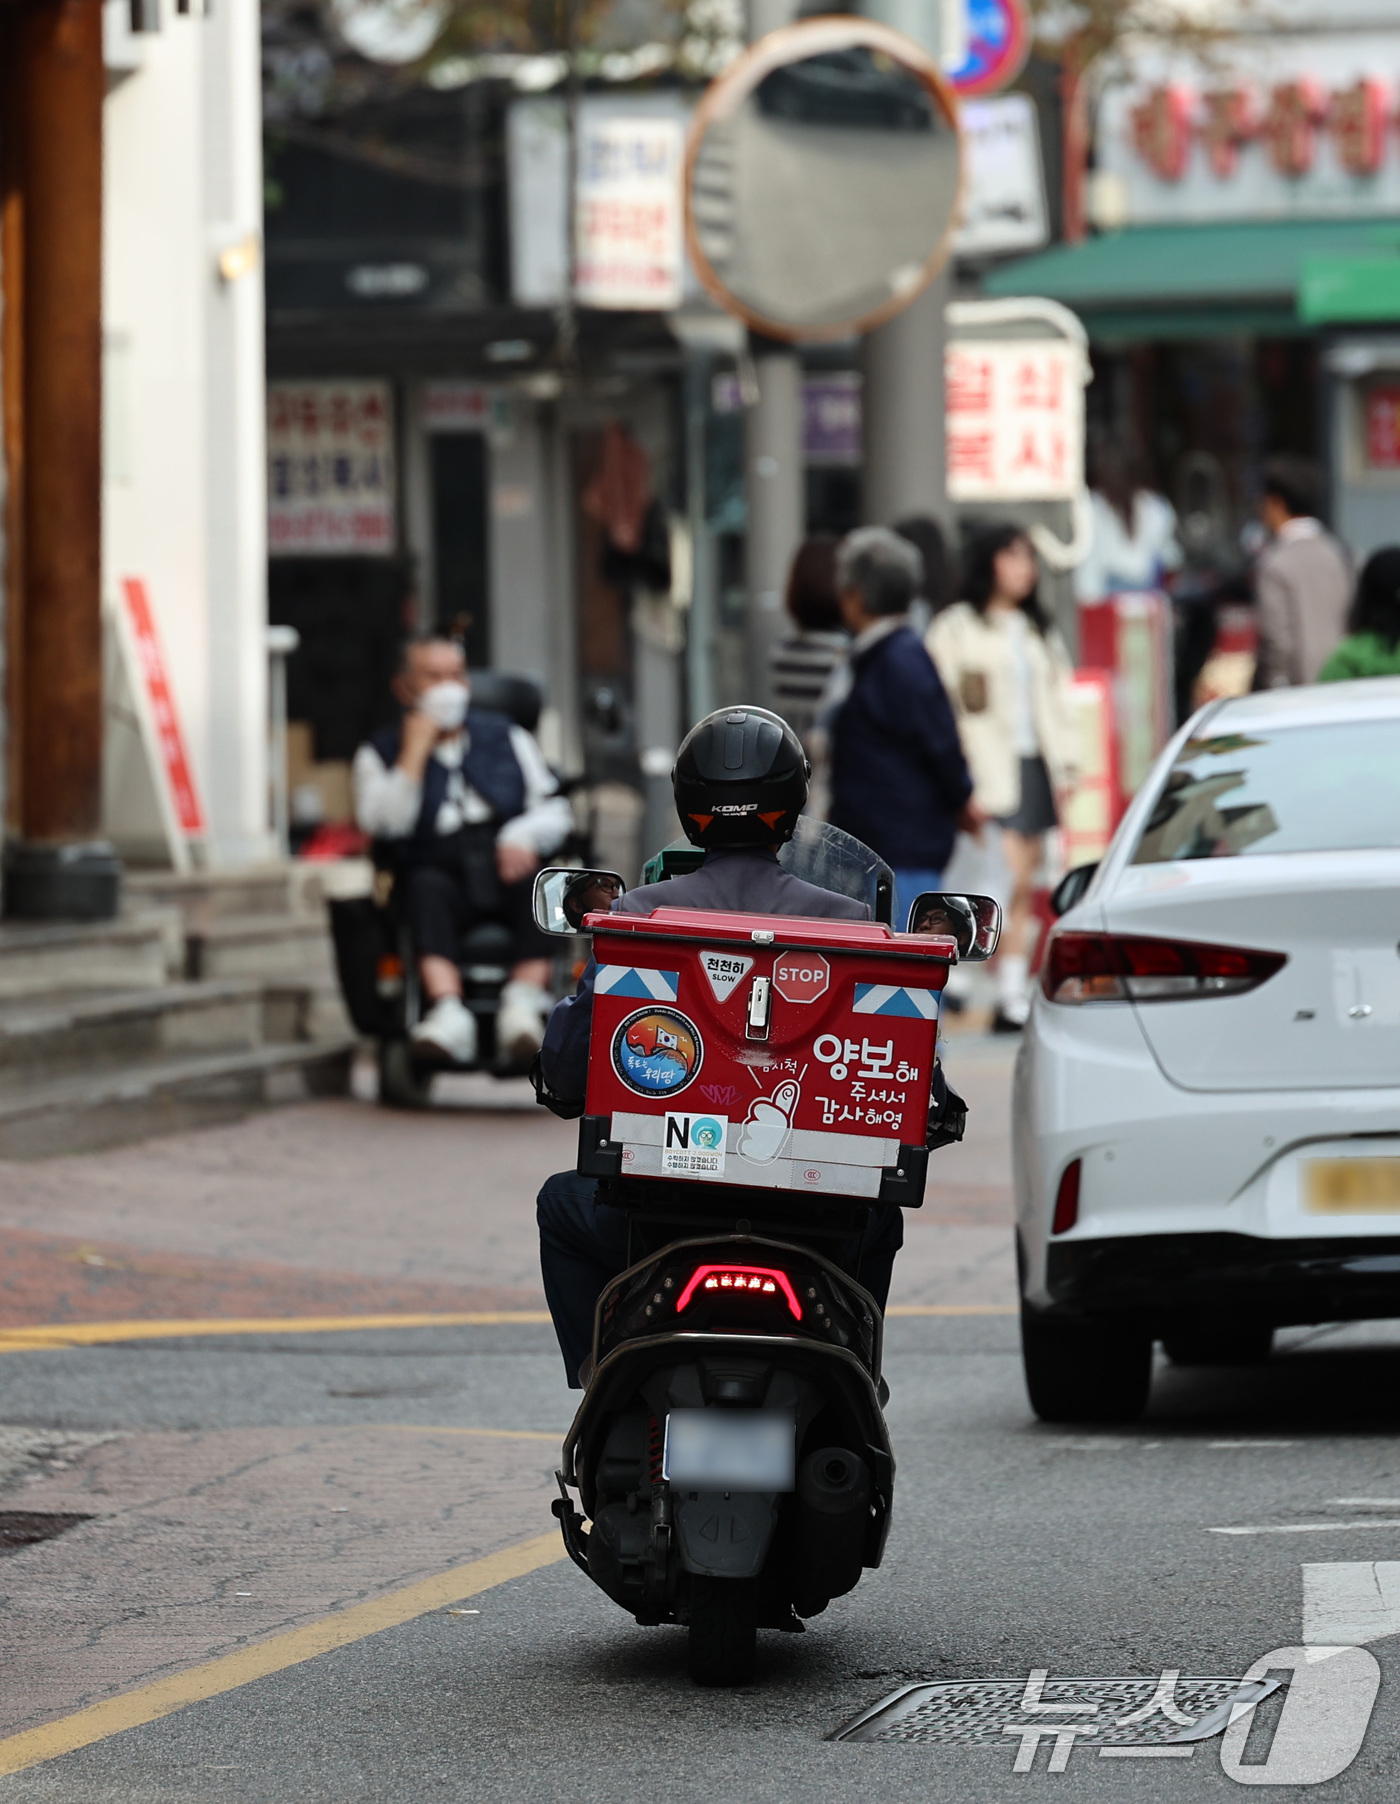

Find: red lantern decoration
<box><xmin>1331</xmin><ymin>78</ymin><xmax>1390</xmax><ymax>177</ymax></box>
<box><xmin>1130</xmin><ymin>84</ymin><xmax>1195</xmax><ymax>182</ymax></box>
<box><xmin>1200</xmin><ymin>85</ymin><xmax>1260</xmax><ymax>178</ymax></box>
<box><xmin>1262</xmin><ymin>78</ymin><xmax>1329</xmax><ymax>177</ymax></box>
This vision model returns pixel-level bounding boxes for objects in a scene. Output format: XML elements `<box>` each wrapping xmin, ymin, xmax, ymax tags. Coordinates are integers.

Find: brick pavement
<box><xmin>0</xmin><ymin>1059</ymin><xmax>1015</xmax><ymax>1326</ymax></box>
<box><xmin>0</xmin><ymin>1425</ymin><xmax>562</xmax><ymax>1739</ymax></box>
<box><xmin>0</xmin><ymin>1226</ymin><xmax>541</xmax><ymax>1329</ymax></box>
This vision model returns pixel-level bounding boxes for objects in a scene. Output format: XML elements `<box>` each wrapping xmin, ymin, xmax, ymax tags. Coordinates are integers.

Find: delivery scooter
<box><xmin>532</xmin><ymin>821</ymin><xmax>998</xmax><ymax>1684</ymax></box>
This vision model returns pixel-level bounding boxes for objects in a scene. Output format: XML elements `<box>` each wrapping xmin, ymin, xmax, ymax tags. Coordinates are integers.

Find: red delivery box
<box><xmin>578</xmin><ymin>908</ymin><xmax>954</xmax><ymax>1205</ymax></box>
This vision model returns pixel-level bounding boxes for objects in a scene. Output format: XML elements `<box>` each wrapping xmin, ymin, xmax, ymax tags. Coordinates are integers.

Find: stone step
<box><xmin>125</xmin><ymin>865</ymin><xmax>317</xmax><ymax>924</ymax></box>
<box><xmin>0</xmin><ymin>1040</ymin><xmax>355</xmax><ymax>1160</ymax></box>
<box><xmin>0</xmin><ymin>918</ymin><xmax>174</xmax><ymax>1000</ymax></box>
<box><xmin>186</xmin><ymin>913</ymin><xmax>337</xmax><ymax>985</ymax></box>
<box><xmin>0</xmin><ymin>982</ymin><xmax>272</xmax><ymax>1082</ymax></box>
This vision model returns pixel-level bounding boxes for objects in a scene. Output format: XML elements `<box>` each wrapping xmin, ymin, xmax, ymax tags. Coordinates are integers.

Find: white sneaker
<box><xmin>497</xmin><ymin>979</ymin><xmax>551</xmax><ymax>1064</ymax></box>
<box><xmin>411</xmin><ymin>995</ymin><xmax>478</xmax><ymax>1064</ymax></box>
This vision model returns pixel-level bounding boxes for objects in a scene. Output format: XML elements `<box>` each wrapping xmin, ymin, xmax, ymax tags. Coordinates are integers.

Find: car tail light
<box><xmin>676</xmin><ymin>1264</ymin><xmax>802</xmax><ymax>1321</ymax></box>
<box><xmin>1041</xmin><ymin>932</ymin><xmax>1286</xmax><ymax>1005</ymax></box>
<box><xmin>1051</xmin><ymin>1159</ymin><xmax>1081</xmax><ymax>1234</ymax></box>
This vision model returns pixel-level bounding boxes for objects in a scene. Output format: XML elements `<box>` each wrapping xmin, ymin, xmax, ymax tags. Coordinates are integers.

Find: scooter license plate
<box><xmin>663</xmin><ymin>1410</ymin><xmax>795</xmax><ymax>1492</ymax></box>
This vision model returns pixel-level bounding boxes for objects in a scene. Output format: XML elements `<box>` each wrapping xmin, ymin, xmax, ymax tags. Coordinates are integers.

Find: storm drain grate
<box><xmin>0</xmin><ymin>1512</ymin><xmax>92</xmax><ymax>1558</ymax></box>
<box><xmin>832</xmin><ymin>1675</ymin><xmax>1280</xmax><ymax>1747</ymax></box>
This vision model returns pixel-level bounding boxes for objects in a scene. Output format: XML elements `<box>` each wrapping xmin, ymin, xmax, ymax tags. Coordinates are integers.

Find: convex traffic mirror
<box><xmin>685</xmin><ymin>17</ymin><xmax>963</xmax><ymax>342</ymax></box>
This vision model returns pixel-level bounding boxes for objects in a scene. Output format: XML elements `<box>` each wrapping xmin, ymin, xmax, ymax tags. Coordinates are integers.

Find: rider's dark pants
<box><xmin>536</xmin><ymin>1169</ymin><xmax>905</xmax><ymax>1387</ymax></box>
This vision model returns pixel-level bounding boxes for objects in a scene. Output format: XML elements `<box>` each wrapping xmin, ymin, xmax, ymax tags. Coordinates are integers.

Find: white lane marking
<box><xmin>1303</xmin><ymin>1563</ymin><xmax>1400</xmax><ymax>1646</ymax></box>
<box><xmin>1208</xmin><ymin>1440</ymin><xmax>1298</xmax><ymax>1449</ymax></box>
<box><xmin>1211</xmin><ymin>1521</ymin><xmax>1400</xmax><ymax>1535</ymax></box>
<box><xmin>1330</xmin><ymin>1498</ymin><xmax>1400</xmax><ymax>1508</ymax></box>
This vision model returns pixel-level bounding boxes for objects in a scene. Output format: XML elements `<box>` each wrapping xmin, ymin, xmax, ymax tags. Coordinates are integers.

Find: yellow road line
<box><xmin>0</xmin><ymin>1303</ymin><xmax>1012</xmax><ymax>1351</ymax></box>
<box><xmin>372</xmin><ymin>1424</ymin><xmax>560</xmax><ymax>1442</ymax></box>
<box><xmin>885</xmin><ymin>1304</ymin><xmax>1016</xmax><ymax>1316</ymax></box>
<box><xmin>0</xmin><ymin>1311</ymin><xmax>552</xmax><ymax>1350</ymax></box>
<box><xmin>0</xmin><ymin>1531</ymin><xmax>565</xmax><ymax>1778</ymax></box>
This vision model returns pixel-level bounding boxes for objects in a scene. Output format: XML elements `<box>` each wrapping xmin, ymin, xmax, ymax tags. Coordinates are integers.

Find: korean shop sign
<box><xmin>267</xmin><ymin>381</ymin><xmax>395</xmax><ymax>557</ymax></box>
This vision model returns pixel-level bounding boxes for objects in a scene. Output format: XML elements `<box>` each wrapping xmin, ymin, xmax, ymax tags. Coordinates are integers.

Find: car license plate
<box><xmin>1303</xmin><ymin>1157</ymin><xmax>1400</xmax><ymax>1214</ymax></box>
<box><xmin>663</xmin><ymin>1410</ymin><xmax>795</xmax><ymax>1492</ymax></box>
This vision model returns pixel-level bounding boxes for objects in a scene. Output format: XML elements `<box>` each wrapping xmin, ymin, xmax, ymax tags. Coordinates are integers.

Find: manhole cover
<box><xmin>832</xmin><ymin>1673</ymin><xmax>1280</xmax><ymax>1752</ymax></box>
<box><xmin>0</xmin><ymin>1512</ymin><xmax>92</xmax><ymax>1557</ymax></box>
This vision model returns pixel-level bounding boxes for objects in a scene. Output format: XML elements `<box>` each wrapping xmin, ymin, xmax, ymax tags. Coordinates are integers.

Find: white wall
<box><xmin>102</xmin><ymin>0</ymin><xmax>271</xmax><ymax>868</ymax></box>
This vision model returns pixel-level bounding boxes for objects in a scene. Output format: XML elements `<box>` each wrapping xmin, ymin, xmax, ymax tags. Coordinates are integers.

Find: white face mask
<box><xmin>420</xmin><ymin>679</ymin><xmax>470</xmax><ymax>733</ymax></box>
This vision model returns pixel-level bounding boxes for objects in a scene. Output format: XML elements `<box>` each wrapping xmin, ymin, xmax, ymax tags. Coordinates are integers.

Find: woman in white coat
<box><xmin>928</xmin><ymin>525</ymin><xmax>1077</xmax><ymax>1031</ymax></box>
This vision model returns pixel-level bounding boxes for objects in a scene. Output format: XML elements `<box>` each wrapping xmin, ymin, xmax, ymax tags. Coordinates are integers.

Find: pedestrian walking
<box><xmin>1318</xmin><ymin>545</ymin><xmax>1400</xmax><ymax>683</ymax></box>
<box><xmin>1073</xmin><ymin>435</ymin><xmax>1182</xmax><ymax>605</ymax></box>
<box><xmin>828</xmin><ymin>527</ymin><xmax>982</xmax><ymax>934</ymax></box>
<box><xmin>768</xmin><ymin>534</ymin><xmax>848</xmax><ymax>751</ymax></box>
<box><xmin>893</xmin><ymin>513</ymin><xmax>955</xmax><ymax>635</ymax></box>
<box><xmin>1253</xmin><ymin>456</ymin><xmax>1351</xmax><ymax>689</ymax></box>
<box><xmin>928</xmin><ymin>524</ymin><xmax>1077</xmax><ymax>1033</ymax></box>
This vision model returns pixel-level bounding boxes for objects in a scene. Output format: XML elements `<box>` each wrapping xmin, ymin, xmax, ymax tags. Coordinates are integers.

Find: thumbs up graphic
<box><xmin>738</xmin><ymin>1080</ymin><xmax>799</xmax><ymax>1164</ymax></box>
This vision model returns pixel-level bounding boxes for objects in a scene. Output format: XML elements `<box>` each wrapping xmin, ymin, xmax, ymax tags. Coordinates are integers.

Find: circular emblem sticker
<box><xmin>689</xmin><ymin>1116</ymin><xmax>725</xmax><ymax>1151</ymax></box>
<box><xmin>612</xmin><ymin>1007</ymin><xmax>704</xmax><ymax>1099</ymax></box>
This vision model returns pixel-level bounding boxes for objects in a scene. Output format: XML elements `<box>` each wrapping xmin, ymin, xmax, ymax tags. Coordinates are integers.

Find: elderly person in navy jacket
<box><xmin>828</xmin><ymin>528</ymin><xmax>982</xmax><ymax>930</ymax></box>
<box><xmin>353</xmin><ymin>635</ymin><xmax>570</xmax><ymax>1066</ymax></box>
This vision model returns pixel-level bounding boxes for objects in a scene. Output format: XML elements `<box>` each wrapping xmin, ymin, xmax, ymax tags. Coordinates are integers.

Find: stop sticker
<box><xmin>772</xmin><ymin>952</ymin><xmax>829</xmax><ymax>1004</ymax></box>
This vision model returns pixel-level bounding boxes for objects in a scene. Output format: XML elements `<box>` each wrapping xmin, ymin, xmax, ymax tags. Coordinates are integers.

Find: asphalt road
<box><xmin>2</xmin><ymin>1048</ymin><xmax>1399</xmax><ymax>1799</ymax></box>
<box><xmin>4</xmin><ymin>1317</ymin><xmax>1400</xmax><ymax>1799</ymax></box>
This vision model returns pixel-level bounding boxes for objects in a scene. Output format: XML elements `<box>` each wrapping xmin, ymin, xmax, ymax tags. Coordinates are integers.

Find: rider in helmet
<box><xmin>535</xmin><ymin>706</ymin><xmax>899</xmax><ymax>1387</ymax></box>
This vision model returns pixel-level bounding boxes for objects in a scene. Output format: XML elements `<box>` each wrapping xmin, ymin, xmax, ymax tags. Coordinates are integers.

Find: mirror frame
<box><xmin>532</xmin><ymin>867</ymin><xmax>627</xmax><ymax>937</ymax></box>
<box><xmin>683</xmin><ymin>16</ymin><xmax>963</xmax><ymax>344</ymax></box>
<box><xmin>905</xmin><ymin>891</ymin><xmax>1002</xmax><ymax>962</ymax></box>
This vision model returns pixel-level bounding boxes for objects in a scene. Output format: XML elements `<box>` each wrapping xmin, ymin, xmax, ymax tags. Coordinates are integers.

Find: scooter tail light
<box><xmin>1051</xmin><ymin>1158</ymin><xmax>1082</xmax><ymax>1234</ymax></box>
<box><xmin>675</xmin><ymin>1264</ymin><xmax>802</xmax><ymax>1321</ymax></box>
<box><xmin>1042</xmin><ymin>932</ymin><xmax>1286</xmax><ymax>1005</ymax></box>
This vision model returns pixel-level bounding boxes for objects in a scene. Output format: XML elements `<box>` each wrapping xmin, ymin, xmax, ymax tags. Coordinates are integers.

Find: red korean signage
<box><xmin>1365</xmin><ymin>387</ymin><xmax>1400</xmax><ymax>470</ymax></box>
<box><xmin>947</xmin><ymin>340</ymin><xmax>1083</xmax><ymax>503</ymax></box>
<box><xmin>119</xmin><ymin>578</ymin><xmax>207</xmax><ymax>837</ymax></box>
<box><xmin>1129</xmin><ymin>76</ymin><xmax>1396</xmax><ymax>183</ymax></box>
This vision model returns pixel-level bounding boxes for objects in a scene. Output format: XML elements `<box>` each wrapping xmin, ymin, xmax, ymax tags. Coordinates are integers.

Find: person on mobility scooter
<box><xmin>338</xmin><ymin>637</ymin><xmax>571</xmax><ymax>1104</ymax></box>
<box><xmin>527</xmin><ymin>704</ymin><xmax>999</xmax><ymax>1684</ymax></box>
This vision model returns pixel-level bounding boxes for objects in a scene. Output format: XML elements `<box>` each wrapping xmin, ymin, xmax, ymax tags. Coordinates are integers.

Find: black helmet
<box><xmin>672</xmin><ymin>707</ymin><xmax>810</xmax><ymax>849</ymax></box>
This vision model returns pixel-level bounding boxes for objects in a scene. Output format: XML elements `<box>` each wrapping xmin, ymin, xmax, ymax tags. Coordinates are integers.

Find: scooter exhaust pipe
<box><xmin>792</xmin><ymin>1446</ymin><xmax>871</xmax><ymax>1616</ymax></box>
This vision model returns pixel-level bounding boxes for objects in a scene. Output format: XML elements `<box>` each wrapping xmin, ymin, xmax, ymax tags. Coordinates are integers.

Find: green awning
<box><xmin>983</xmin><ymin>218</ymin><xmax>1400</xmax><ymax>343</ymax></box>
<box><xmin>1299</xmin><ymin>253</ymin><xmax>1400</xmax><ymax>324</ymax></box>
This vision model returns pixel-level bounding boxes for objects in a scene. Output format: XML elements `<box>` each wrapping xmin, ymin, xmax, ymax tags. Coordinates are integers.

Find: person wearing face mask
<box><xmin>352</xmin><ymin>635</ymin><xmax>572</xmax><ymax>1064</ymax></box>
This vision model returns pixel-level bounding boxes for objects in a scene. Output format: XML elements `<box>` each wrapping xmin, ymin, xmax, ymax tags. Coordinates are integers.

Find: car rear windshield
<box><xmin>1131</xmin><ymin>720</ymin><xmax>1400</xmax><ymax>863</ymax></box>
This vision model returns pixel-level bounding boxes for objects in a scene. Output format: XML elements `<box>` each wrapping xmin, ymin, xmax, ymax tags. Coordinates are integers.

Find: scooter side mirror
<box><xmin>906</xmin><ymin>891</ymin><xmax>1001</xmax><ymax>961</ymax></box>
<box><xmin>533</xmin><ymin>867</ymin><xmax>627</xmax><ymax>936</ymax></box>
<box><xmin>1049</xmin><ymin>861</ymin><xmax>1098</xmax><ymax>918</ymax></box>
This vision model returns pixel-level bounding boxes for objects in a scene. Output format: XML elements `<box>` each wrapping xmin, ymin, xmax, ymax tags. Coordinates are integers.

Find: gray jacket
<box><xmin>1255</xmin><ymin>525</ymin><xmax>1351</xmax><ymax>689</ymax></box>
<box><xmin>615</xmin><ymin>846</ymin><xmax>870</xmax><ymax>923</ymax></box>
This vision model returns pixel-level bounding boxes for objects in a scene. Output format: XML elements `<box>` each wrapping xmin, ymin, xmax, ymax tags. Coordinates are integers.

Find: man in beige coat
<box><xmin>1254</xmin><ymin>457</ymin><xmax>1351</xmax><ymax>690</ymax></box>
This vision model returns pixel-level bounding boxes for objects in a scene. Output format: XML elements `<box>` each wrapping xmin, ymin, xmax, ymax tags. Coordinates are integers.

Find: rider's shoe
<box><xmin>497</xmin><ymin>979</ymin><xmax>551</xmax><ymax>1064</ymax></box>
<box><xmin>411</xmin><ymin>995</ymin><xmax>478</xmax><ymax>1064</ymax></box>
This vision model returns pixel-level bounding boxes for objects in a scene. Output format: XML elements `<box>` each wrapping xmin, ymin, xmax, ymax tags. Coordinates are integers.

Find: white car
<box><xmin>1015</xmin><ymin>677</ymin><xmax>1400</xmax><ymax>1422</ymax></box>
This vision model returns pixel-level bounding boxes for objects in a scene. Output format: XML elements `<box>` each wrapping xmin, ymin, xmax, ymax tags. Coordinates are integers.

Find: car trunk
<box><xmin>1101</xmin><ymin>852</ymin><xmax>1400</xmax><ymax>1092</ymax></box>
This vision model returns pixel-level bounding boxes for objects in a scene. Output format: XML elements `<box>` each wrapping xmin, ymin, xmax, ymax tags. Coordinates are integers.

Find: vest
<box><xmin>370</xmin><ymin>709</ymin><xmax>527</xmax><ymax>848</ymax></box>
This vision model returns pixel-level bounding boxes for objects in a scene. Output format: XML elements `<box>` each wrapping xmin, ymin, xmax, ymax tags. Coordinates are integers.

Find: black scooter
<box><xmin>532</xmin><ymin>831</ymin><xmax>998</xmax><ymax>1684</ymax></box>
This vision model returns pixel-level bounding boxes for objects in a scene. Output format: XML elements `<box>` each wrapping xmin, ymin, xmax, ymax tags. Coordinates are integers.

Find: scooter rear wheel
<box><xmin>687</xmin><ymin>1576</ymin><xmax>758</xmax><ymax>1687</ymax></box>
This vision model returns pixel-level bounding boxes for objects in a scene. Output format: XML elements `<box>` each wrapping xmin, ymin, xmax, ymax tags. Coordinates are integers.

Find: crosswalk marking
<box><xmin>1303</xmin><ymin>1562</ymin><xmax>1400</xmax><ymax>1646</ymax></box>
